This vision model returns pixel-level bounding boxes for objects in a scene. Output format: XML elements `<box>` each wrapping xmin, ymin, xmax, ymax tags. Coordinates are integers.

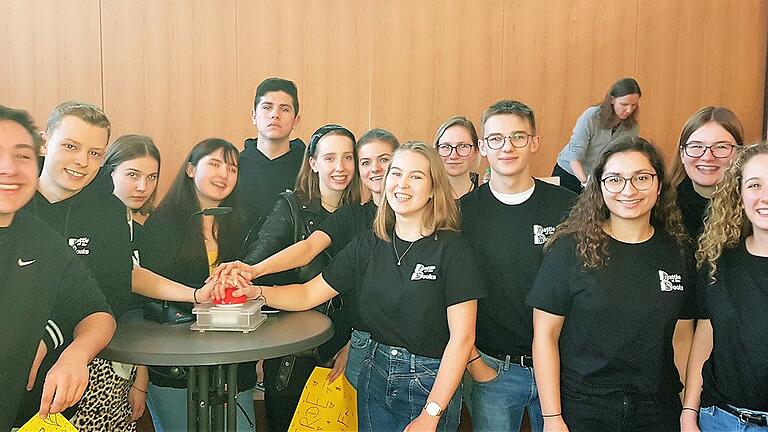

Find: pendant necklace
<box><xmin>393</xmin><ymin>232</ymin><xmax>419</xmax><ymax>266</ymax></box>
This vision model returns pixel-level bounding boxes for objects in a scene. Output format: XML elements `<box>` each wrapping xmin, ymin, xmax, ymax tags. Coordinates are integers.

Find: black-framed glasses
<box><xmin>681</xmin><ymin>142</ymin><xmax>736</xmax><ymax>159</ymax></box>
<box><xmin>435</xmin><ymin>142</ymin><xmax>474</xmax><ymax>157</ymax></box>
<box><xmin>483</xmin><ymin>132</ymin><xmax>531</xmax><ymax>150</ymax></box>
<box><xmin>601</xmin><ymin>173</ymin><xmax>657</xmax><ymax>193</ymax></box>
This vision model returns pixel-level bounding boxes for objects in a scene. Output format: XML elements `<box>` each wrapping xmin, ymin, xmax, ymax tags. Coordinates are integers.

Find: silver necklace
<box><xmin>393</xmin><ymin>233</ymin><xmax>419</xmax><ymax>266</ymax></box>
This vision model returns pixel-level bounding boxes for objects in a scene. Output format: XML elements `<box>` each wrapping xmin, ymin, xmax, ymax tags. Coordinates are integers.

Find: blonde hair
<box><xmin>697</xmin><ymin>141</ymin><xmax>768</xmax><ymax>281</ymax></box>
<box><xmin>373</xmin><ymin>142</ymin><xmax>459</xmax><ymax>241</ymax></box>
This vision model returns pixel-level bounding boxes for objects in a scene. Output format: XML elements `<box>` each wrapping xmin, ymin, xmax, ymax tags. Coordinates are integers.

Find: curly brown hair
<box><xmin>696</xmin><ymin>141</ymin><xmax>768</xmax><ymax>281</ymax></box>
<box><xmin>546</xmin><ymin>136</ymin><xmax>689</xmax><ymax>268</ymax></box>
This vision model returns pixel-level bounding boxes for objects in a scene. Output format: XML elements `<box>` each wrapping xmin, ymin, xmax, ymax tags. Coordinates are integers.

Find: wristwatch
<box><xmin>424</xmin><ymin>401</ymin><xmax>443</xmax><ymax>417</ymax></box>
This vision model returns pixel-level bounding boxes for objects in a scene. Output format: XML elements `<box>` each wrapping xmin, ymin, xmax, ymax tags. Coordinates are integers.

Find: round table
<box><xmin>100</xmin><ymin>309</ymin><xmax>333</xmax><ymax>432</ymax></box>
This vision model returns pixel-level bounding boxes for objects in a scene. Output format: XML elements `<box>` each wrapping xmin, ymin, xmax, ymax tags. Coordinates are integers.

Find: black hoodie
<box><xmin>23</xmin><ymin>168</ymin><xmax>134</xmax><ymax>317</ymax></box>
<box><xmin>236</xmin><ymin>137</ymin><xmax>305</xmax><ymax>228</ymax></box>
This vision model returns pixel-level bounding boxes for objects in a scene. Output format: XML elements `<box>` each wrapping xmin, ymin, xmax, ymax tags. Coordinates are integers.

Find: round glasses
<box><xmin>682</xmin><ymin>142</ymin><xmax>736</xmax><ymax>159</ymax></box>
<box><xmin>435</xmin><ymin>142</ymin><xmax>474</xmax><ymax>157</ymax></box>
<box><xmin>483</xmin><ymin>132</ymin><xmax>531</xmax><ymax>150</ymax></box>
<box><xmin>601</xmin><ymin>173</ymin><xmax>657</xmax><ymax>193</ymax></box>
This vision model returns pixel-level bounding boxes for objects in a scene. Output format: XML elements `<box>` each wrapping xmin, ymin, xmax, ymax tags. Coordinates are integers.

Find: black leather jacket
<box><xmin>244</xmin><ymin>191</ymin><xmax>331</xmax><ymax>285</ymax></box>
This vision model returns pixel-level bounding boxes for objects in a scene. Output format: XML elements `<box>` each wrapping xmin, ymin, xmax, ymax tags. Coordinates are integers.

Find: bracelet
<box><xmin>131</xmin><ymin>384</ymin><xmax>148</xmax><ymax>394</ymax></box>
<box><xmin>467</xmin><ymin>355</ymin><xmax>482</xmax><ymax>364</ymax></box>
<box><xmin>682</xmin><ymin>407</ymin><xmax>699</xmax><ymax>414</ymax></box>
<box><xmin>542</xmin><ymin>413</ymin><xmax>562</xmax><ymax>418</ymax></box>
<box><xmin>193</xmin><ymin>288</ymin><xmax>200</xmax><ymax>304</ymax></box>
<box><xmin>254</xmin><ymin>285</ymin><xmax>267</xmax><ymax>305</ymax></box>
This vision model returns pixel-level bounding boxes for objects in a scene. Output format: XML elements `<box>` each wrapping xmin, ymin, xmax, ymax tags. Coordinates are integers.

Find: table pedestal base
<box><xmin>186</xmin><ymin>364</ymin><xmax>241</xmax><ymax>432</ymax></box>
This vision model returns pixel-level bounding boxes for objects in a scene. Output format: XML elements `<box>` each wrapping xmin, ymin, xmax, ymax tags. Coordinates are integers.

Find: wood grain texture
<box><xmin>501</xmin><ymin>0</ymin><xmax>639</xmax><ymax>176</ymax></box>
<box><xmin>369</xmin><ymin>0</ymin><xmax>505</xmax><ymax>144</ymax></box>
<box><xmin>635</xmin><ymin>0</ymin><xmax>767</xmax><ymax>157</ymax></box>
<box><xmin>235</xmin><ymin>0</ymin><xmax>373</xmax><ymax>145</ymax></box>
<box><xmin>101</xmin><ymin>0</ymin><xmax>239</xmax><ymax>196</ymax></box>
<box><xmin>2</xmin><ymin>0</ymin><xmax>765</xmax><ymax>193</ymax></box>
<box><xmin>0</xmin><ymin>0</ymin><xmax>102</xmax><ymax>127</ymax></box>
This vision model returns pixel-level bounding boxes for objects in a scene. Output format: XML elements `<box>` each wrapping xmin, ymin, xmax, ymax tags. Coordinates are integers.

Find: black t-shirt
<box><xmin>677</xmin><ymin>178</ymin><xmax>709</xmax><ymax>239</ymax></box>
<box><xmin>527</xmin><ymin>231</ymin><xmax>695</xmax><ymax>396</ymax></box>
<box><xmin>319</xmin><ymin>201</ymin><xmax>378</xmax><ymax>256</ymax></box>
<box><xmin>697</xmin><ymin>242</ymin><xmax>768</xmax><ymax>411</ymax></box>
<box><xmin>236</xmin><ymin>138</ymin><xmax>305</xmax><ymax>227</ymax></box>
<box><xmin>460</xmin><ymin>180</ymin><xmax>576</xmax><ymax>356</ymax></box>
<box><xmin>0</xmin><ymin>212</ymin><xmax>111</xmax><ymax>429</ymax></box>
<box><xmin>317</xmin><ymin>201</ymin><xmax>378</xmax><ymax>331</ymax></box>
<box><xmin>322</xmin><ymin>230</ymin><xmax>486</xmax><ymax>358</ymax></box>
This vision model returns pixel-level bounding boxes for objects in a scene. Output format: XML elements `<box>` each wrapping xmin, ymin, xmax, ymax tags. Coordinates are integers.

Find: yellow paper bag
<box><xmin>288</xmin><ymin>366</ymin><xmax>358</xmax><ymax>431</ymax></box>
<box><xmin>17</xmin><ymin>413</ymin><xmax>78</xmax><ymax>432</ymax></box>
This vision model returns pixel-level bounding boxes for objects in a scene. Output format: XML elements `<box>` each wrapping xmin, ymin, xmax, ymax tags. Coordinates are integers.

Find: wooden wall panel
<box><xmin>369</xmin><ymin>0</ymin><xmax>505</xmax><ymax>144</ymax></box>
<box><xmin>635</xmin><ymin>0</ymin><xmax>767</xmax><ymax>158</ymax></box>
<box><xmin>101</xmin><ymin>0</ymin><xmax>239</xmax><ymax>196</ymax></box>
<box><xmin>235</xmin><ymin>0</ymin><xmax>373</xmax><ymax>145</ymax></box>
<box><xmin>0</xmin><ymin>0</ymin><xmax>102</xmax><ymax>128</ymax></box>
<box><xmin>501</xmin><ymin>0</ymin><xmax>638</xmax><ymax>176</ymax></box>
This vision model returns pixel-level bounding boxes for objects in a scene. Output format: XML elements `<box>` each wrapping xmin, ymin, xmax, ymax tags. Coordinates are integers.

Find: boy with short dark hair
<box><xmin>0</xmin><ymin>105</ymin><xmax>115</xmax><ymax>429</ymax></box>
<box><xmin>237</xmin><ymin>77</ymin><xmax>306</xmax><ymax>225</ymax></box>
<box><xmin>461</xmin><ymin>100</ymin><xmax>576</xmax><ymax>432</ymax></box>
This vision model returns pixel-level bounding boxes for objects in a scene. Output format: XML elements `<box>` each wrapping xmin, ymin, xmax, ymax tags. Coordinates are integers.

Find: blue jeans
<box><xmin>700</xmin><ymin>405</ymin><xmax>768</xmax><ymax>432</ymax></box>
<box><xmin>467</xmin><ymin>351</ymin><xmax>543</xmax><ymax>432</ymax></box>
<box><xmin>358</xmin><ymin>341</ymin><xmax>462</xmax><ymax>431</ymax></box>
<box><xmin>345</xmin><ymin>329</ymin><xmax>371</xmax><ymax>389</ymax></box>
<box><xmin>146</xmin><ymin>382</ymin><xmax>256</xmax><ymax>431</ymax></box>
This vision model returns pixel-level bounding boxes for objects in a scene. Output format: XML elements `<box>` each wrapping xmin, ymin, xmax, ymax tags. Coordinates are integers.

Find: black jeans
<box><xmin>561</xmin><ymin>388</ymin><xmax>681</xmax><ymax>432</ymax></box>
<box><xmin>263</xmin><ymin>356</ymin><xmax>319</xmax><ymax>431</ymax></box>
<box><xmin>552</xmin><ymin>163</ymin><xmax>584</xmax><ymax>194</ymax></box>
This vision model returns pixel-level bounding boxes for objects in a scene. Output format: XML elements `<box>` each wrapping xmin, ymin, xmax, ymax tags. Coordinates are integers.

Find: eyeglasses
<box><xmin>601</xmin><ymin>173</ymin><xmax>657</xmax><ymax>193</ymax></box>
<box><xmin>682</xmin><ymin>142</ymin><xmax>736</xmax><ymax>159</ymax></box>
<box><xmin>483</xmin><ymin>132</ymin><xmax>532</xmax><ymax>150</ymax></box>
<box><xmin>435</xmin><ymin>142</ymin><xmax>474</xmax><ymax>157</ymax></box>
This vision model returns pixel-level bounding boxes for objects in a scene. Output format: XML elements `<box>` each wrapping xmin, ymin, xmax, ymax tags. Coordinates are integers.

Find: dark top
<box><xmin>676</xmin><ymin>178</ymin><xmax>709</xmax><ymax>239</ymax></box>
<box><xmin>698</xmin><ymin>242</ymin><xmax>768</xmax><ymax>411</ymax></box>
<box><xmin>1</xmin><ymin>212</ymin><xmax>111</xmax><ymax>429</ymax></box>
<box><xmin>527</xmin><ymin>231</ymin><xmax>695</xmax><ymax>395</ymax></box>
<box><xmin>244</xmin><ymin>192</ymin><xmax>354</xmax><ymax>361</ymax></box>
<box><xmin>317</xmin><ymin>201</ymin><xmax>378</xmax><ymax>331</ymax></box>
<box><xmin>236</xmin><ymin>138</ymin><xmax>305</xmax><ymax>228</ymax></box>
<box><xmin>323</xmin><ymin>230</ymin><xmax>487</xmax><ymax>358</ymax></box>
<box><xmin>460</xmin><ymin>181</ymin><xmax>576</xmax><ymax>357</ymax></box>
<box><xmin>22</xmin><ymin>169</ymin><xmax>133</xmax><ymax>317</ymax></box>
<box><xmin>319</xmin><ymin>201</ymin><xmax>378</xmax><ymax>256</ymax></box>
<box><xmin>141</xmin><ymin>207</ymin><xmax>253</xmax><ymax>388</ymax></box>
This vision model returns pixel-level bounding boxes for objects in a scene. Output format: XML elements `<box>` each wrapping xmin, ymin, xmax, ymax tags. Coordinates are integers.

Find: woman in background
<box><xmin>553</xmin><ymin>78</ymin><xmax>641</xmax><ymax>193</ymax></box>
<box><xmin>433</xmin><ymin>116</ymin><xmax>479</xmax><ymax>199</ymax></box>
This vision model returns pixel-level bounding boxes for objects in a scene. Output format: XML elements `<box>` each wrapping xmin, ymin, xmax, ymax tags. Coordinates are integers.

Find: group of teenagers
<box><xmin>1</xmin><ymin>76</ymin><xmax>766</xmax><ymax>432</ymax></box>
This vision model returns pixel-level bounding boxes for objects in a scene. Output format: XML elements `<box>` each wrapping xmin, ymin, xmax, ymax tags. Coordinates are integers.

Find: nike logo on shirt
<box><xmin>18</xmin><ymin>258</ymin><xmax>36</xmax><ymax>267</ymax></box>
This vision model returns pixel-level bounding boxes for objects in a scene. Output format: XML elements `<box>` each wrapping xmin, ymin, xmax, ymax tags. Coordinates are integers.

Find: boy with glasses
<box><xmin>460</xmin><ymin>100</ymin><xmax>576</xmax><ymax>432</ymax></box>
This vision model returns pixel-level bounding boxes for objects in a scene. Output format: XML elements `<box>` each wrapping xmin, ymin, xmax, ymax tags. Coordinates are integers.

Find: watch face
<box><xmin>425</xmin><ymin>401</ymin><xmax>442</xmax><ymax>416</ymax></box>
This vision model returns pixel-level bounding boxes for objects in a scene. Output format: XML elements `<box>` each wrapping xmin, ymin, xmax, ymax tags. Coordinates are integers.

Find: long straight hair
<box><xmin>294</xmin><ymin>124</ymin><xmax>361</xmax><ymax>205</ymax></box>
<box><xmin>103</xmin><ymin>134</ymin><xmax>161</xmax><ymax>215</ymax></box>
<box><xmin>596</xmin><ymin>78</ymin><xmax>641</xmax><ymax>128</ymax></box>
<box><xmin>152</xmin><ymin>138</ymin><xmax>246</xmax><ymax>267</ymax></box>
